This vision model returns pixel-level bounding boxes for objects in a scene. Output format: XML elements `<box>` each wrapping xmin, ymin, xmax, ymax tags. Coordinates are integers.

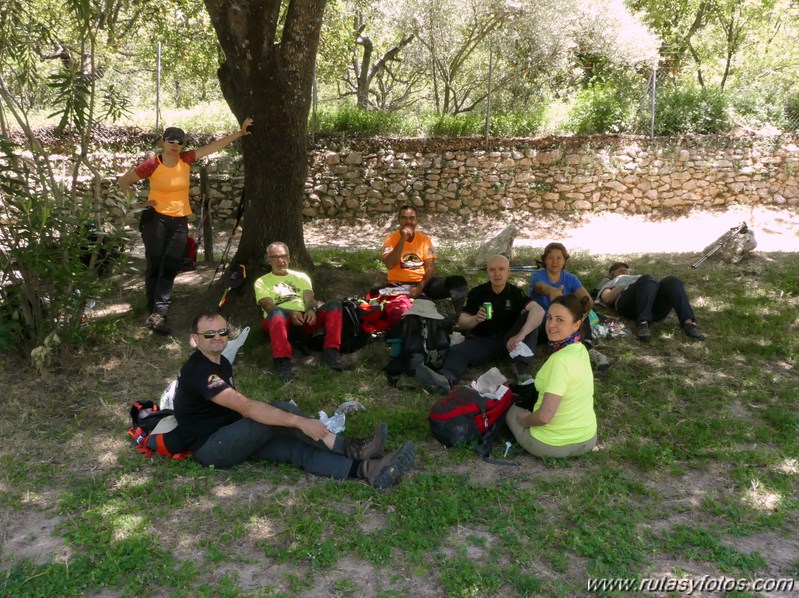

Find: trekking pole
<box><xmin>690</xmin><ymin>222</ymin><xmax>748</xmax><ymax>269</ymax></box>
<box><xmin>197</xmin><ymin>165</ymin><xmax>212</xmax><ymax>262</ymax></box>
<box><xmin>208</xmin><ymin>189</ymin><xmax>245</xmax><ymax>289</ymax></box>
<box><xmin>218</xmin><ymin>264</ymin><xmax>246</xmax><ymax>308</ymax></box>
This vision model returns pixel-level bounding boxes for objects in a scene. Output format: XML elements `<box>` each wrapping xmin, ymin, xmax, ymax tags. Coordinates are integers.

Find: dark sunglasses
<box><xmin>198</xmin><ymin>328</ymin><xmax>229</xmax><ymax>339</ymax></box>
<box><xmin>165</xmin><ymin>139</ymin><xmax>184</xmax><ymax>145</ymax></box>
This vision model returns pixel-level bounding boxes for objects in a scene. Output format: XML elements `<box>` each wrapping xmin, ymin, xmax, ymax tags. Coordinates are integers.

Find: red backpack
<box><xmin>429</xmin><ymin>385</ymin><xmax>513</xmax><ymax>448</ymax></box>
<box><xmin>359</xmin><ymin>293</ymin><xmax>412</xmax><ymax>333</ymax></box>
<box><xmin>128</xmin><ymin>401</ymin><xmax>191</xmax><ymax>460</ymax></box>
<box><xmin>180</xmin><ymin>236</ymin><xmax>198</xmax><ymax>271</ymax></box>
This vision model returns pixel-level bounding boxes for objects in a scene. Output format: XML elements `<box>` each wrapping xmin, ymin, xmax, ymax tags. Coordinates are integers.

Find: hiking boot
<box><xmin>362</xmin><ymin>441</ymin><xmax>415</xmax><ymax>490</ymax></box>
<box><xmin>274</xmin><ymin>357</ymin><xmax>294</xmax><ymax>382</ymax></box>
<box><xmin>589</xmin><ymin>348</ymin><xmax>612</xmax><ymax>372</ymax></box>
<box><xmin>344</xmin><ymin>423</ymin><xmax>388</xmax><ymax>461</ymax></box>
<box><xmin>513</xmin><ymin>362</ymin><xmax>535</xmax><ymax>386</ymax></box>
<box><xmin>416</xmin><ymin>364</ymin><xmax>451</xmax><ymax>395</ymax></box>
<box><xmin>322</xmin><ymin>348</ymin><xmax>350</xmax><ymax>371</ymax></box>
<box><xmin>683</xmin><ymin>322</ymin><xmax>706</xmax><ymax>341</ymax></box>
<box><xmin>636</xmin><ymin>321</ymin><xmax>651</xmax><ymax>342</ymax></box>
<box><xmin>146</xmin><ymin>313</ymin><xmax>171</xmax><ymax>335</ymax></box>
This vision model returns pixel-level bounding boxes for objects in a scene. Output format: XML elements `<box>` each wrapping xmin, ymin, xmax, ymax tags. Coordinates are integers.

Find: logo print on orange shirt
<box><xmin>400</xmin><ymin>254</ymin><xmax>424</xmax><ymax>270</ymax></box>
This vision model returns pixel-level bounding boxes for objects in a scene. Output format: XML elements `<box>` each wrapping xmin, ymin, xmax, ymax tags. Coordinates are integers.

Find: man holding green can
<box><xmin>416</xmin><ymin>255</ymin><xmax>545</xmax><ymax>394</ymax></box>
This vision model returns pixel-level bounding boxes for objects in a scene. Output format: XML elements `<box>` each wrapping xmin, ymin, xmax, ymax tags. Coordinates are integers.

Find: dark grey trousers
<box><xmin>193</xmin><ymin>401</ymin><xmax>353</xmax><ymax>479</ymax></box>
<box><xmin>615</xmin><ymin>274</ymin><xmax>696</xmax><ymax>326</ymax></box>
<box><xmin>440</xmin><ymin>311</ymin><xmax>539</xmax><ymax>385</ymax></box>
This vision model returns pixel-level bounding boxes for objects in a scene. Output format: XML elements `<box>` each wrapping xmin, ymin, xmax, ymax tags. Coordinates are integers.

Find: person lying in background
<box><xmin>595</xmin><ymin>261</ymin><xmax>705</xmax><ymax>342</ymax></box>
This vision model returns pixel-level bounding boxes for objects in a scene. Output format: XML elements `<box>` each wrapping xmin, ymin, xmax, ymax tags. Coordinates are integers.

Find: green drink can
<box><xmin>483</xmin><ymin>302</ymin><xmax>493</xmax><ymax>320</ymax></box>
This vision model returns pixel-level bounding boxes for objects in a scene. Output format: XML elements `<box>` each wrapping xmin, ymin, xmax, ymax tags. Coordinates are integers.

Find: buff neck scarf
<box><xmin>549</xmin><ymin>331</ymin><xmax>581</xmax><ymax>353</ymax></box>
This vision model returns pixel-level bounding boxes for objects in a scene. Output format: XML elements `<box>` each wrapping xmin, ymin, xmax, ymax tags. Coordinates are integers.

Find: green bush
<box><xmin>728</xmin><ymin>88</ymin><xmax>785</xmax><ymax>130</ymax></box>
<box><xmin>311</xmin><ymin>105</ymin><xmax>409</xmax><ymax>136</ymax></box>
<box><xmin>490</xmin><ymin>108</ymin><xmax>546</xmax><ymax>136</ymax></box>
<box><xmin>310</xmin><ymin>106</ymin><xmax>547</xmax><ymax>138</ymax></box>
<box><xmin>783</xmin><ymin>90</ymin><xmax>799</xmax><ymax>132</ymax></box>
<box><xmin>0</xmin><ymin>138</ymin><xmax>130</xmax><ymax>362</ymax></box>
<box><xmin>653</xmin><ymin>86</ymin><xmax>731</xmax><ymax>135</ymax></box>
<box><xmin>567</xmin><ymin>83</ymin><xmax>640</xmax><ymax>135</ymax></box>
<box><xmin>427</xmin><ymin>113</ymin><xmax>485</xmax><ymax>136</ymax></box>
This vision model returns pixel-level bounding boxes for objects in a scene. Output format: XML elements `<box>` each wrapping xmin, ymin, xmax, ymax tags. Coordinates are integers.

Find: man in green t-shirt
<box><xmin>254</xmin><ymin>242</ymin><xmax>347</xmax><ymax>382</ymax></box>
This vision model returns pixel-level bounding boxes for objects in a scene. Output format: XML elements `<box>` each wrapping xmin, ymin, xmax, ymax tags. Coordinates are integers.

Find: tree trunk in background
<box><xmin>203</xmin><ymin>0</ymin><xmax>326</xmax><ymax>275</ymax></box>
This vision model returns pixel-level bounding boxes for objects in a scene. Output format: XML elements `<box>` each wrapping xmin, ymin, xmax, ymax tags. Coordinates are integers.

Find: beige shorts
<box><xmin>506</xmin><ymin>404</ymin><xmax>597</xmax><ymax>458</ymax></box>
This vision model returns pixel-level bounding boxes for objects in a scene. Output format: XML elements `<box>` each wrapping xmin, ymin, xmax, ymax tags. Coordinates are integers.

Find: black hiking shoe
<box><xmin>415</xmin><ymin>364</ymin><xmax>451</xmax><ymax>395</ymax></box>
<box><xmin>636</xmin><ymin>321</ymin><xmax>651</xmax><ymax>342</ymax></box>
<box><xmin>274</xmin><ymin>358</ymin><xmax>294</xmax><ymax>382</ymax></box>
<box><xmin>344</xmin><ymin>423</ymin><xmax>388</xmax><ymax>461</ymax></box>
<box><xmin>322</xmin><ymin>348</ymin><xmax>350</xmax><ymax>371</ymax></box>
<box><xmin>362</xmin><ymin>441</ymin><xmax>415</xmax><ymax>490</ymax></box>
<box><xmin>146</xmin><ymin>313</ymin><xmax>171</xmax><ymax>335</ymax></box>
<box><xmin>683</xmin><ymin>322</ymin><xmax>706</xmax><ymax>341</ymax></box>
<box><xmin>512</xmin><ymin>362</ymin><xmax>534</xmax><ymax>386</ymax></box>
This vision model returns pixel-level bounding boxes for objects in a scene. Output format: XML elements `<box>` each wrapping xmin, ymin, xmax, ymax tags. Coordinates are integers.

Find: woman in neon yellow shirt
<box><xmin>119</xmin><ymin>118</ymin><xmax>252</xmax><ymax>334</ymax></box>
<box><xmin>507</xmin><ymin>293</ymin><xmax>597</xmax><ymax>458</ymax></box>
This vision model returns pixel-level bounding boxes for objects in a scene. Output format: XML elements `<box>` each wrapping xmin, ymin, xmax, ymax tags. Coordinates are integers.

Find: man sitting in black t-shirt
<box><xmin>415</xmin><ymin>255</ymin><xmax>545</xmax><ymax>394</ymax></box>
<box><xmin>174</xmin><ymin>311</ymin><xmax>415</xmax><ymax>489</ymax></box>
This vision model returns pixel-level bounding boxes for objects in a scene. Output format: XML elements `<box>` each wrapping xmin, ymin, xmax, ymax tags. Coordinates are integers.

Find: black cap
<box><xmin>162</xmin><ymin>126</ymin><xmax>186</xmax><ymax>144</ymax></box>
<box><xmin>608</xmin><ymin>261</ymin><xmax>630</xmax><ymax>276</ymax></box>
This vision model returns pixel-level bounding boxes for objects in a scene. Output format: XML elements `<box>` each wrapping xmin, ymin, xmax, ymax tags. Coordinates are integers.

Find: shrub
<box><xmin>427</xmin><ymin>113</ymin><xmax>485</xmax><ymax>136</ymax></box>
<box><xmin>567</xmin><ymin>83</ymin><xmax>640</xmax><ymax>135</ymax></box>
<box><xmin>783</xmin><ymin>91</ymin><xmax>799</xmax><ymax>132</ymax></box>
<box><xmin>490</xmin><ymin>108</ymin><xmax>546</xmax><ymax>136</ymax></box>
<box><xmin>653</xmin><ymin>86</ymin><xmax>731</xmax><ymax>135</ymax></box>
<box><xmin>727</xmin><ymin>88</ymin><xmax>786</xmax><ymax>130</ymax></box>
<box><xmin>310</xmin><ymin>105</ymin><xmax>408</xmax><ymax>136</ymax></box>
<box><xmin>0</xmin><ymin>138</ymin><xmax>131</xmax><ymax>362</ymax></box>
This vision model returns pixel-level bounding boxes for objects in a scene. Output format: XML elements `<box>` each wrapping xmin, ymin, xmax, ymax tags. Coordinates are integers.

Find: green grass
<box><xmin>0</xmin><ymin>249</ymin><xmax>797</xmax><ymax>596</ymax></box>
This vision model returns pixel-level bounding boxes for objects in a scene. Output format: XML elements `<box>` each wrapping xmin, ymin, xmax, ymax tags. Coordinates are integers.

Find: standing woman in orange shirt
<box><xmin>119</xmin><ymin>118</ymin><xmax>252</xmax><ymax>334</ymax></box>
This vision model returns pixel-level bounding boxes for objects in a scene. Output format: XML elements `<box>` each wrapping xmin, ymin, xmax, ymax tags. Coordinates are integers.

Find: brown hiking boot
<box><xmin>362</xmin><ymin>441</ymin><xmax>415</xmax><ymax>490</ymax></box>
<box><xmin>344</xmin><ymin>423</ymin><xmax>388</xmax><ymax>461</ymax></box>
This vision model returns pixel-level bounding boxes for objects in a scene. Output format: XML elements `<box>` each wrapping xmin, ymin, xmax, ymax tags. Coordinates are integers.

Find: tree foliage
<box><xmin>0</xmin><ymin>0</ymin><xmax>136</xmax><ymax>364</ymax></box>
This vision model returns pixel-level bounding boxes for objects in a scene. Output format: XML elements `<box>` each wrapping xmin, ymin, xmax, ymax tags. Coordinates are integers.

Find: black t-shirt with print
<box><xmin>174</xmin><ymin>350</ymin><xmax>242</xmax><ymax>451</ymax></box>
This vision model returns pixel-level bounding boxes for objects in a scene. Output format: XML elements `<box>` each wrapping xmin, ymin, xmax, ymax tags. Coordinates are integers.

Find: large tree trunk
<box><xmin>204</xmin><ymin>0</ymin><xmax>326</xmax><ymax>277</ymax></box>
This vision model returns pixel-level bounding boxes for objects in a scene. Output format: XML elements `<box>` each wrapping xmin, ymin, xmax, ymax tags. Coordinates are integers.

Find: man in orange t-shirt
<box><xmin>381</xmin><ymin>205</ymin><xmax>468</xmax><ymax>314</ymax></box>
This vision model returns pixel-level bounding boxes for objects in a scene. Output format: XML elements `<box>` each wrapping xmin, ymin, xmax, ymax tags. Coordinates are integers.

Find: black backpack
<box><xmin>384</xmin><ymin>312</ymin><xmax>451</xmax><ymax>377</ymax></box>
<box><xmin>308</xmin><ymin>298</ymin><xmax>369</xmax><ymax>354</ymax></box>
<box><xmin>340</xmin><ymin>298</ymin><xmax>369</xmax><ymax>353</ymax></box>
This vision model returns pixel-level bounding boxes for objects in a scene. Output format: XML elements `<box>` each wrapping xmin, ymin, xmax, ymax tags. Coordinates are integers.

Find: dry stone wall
<box><xmin>93</xmin><ymin>134</ymin><xmax>799</xmax><ymax>225</ymax></box>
